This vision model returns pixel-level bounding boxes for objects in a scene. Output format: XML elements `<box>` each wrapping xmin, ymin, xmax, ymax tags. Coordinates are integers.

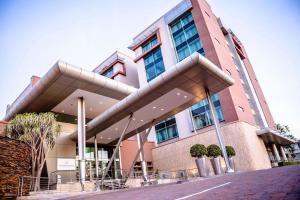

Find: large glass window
<box><xmin>191</xmin><ymin>94</ymin><xmax>224</xmax><ymax>129</ymax></box>
<box><xmin>155</xmin><ymin>116</ymin><xmax>178</xmax><ymax>144</ymax></box>
<box><xmin>143</xmin><ymin>48</ymin><xmax>165</xmax><ymax>82</ymax></box>
<box><xmin>102</xmin><ymin>67</ymin><xmax>113</xmax><ymax>78</ymax></box>
<box><xmin>170</xmin><ymin>12</ymin><xmax>205</xmax><ymax>61</ymax></box>
<box><xmin>142</xmin><ymin>36</ymin><xmax>158</xmax><ymax>53</ymax></box>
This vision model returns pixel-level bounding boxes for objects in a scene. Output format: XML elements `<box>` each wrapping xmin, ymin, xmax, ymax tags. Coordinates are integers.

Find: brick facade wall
<box><xmin>191</xmin><ymin>0</ymin><xmax>273</xmax><ymax>127</ymax></box>
<box><xmin>0</xmin><ymin>136</ymin><xmax>31</xmax><ymax>197</ymax></box>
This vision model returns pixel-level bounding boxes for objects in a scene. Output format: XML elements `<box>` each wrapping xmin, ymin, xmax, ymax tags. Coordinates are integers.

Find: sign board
<box><xmin>57</xmin><ymin>158</ymin><xmax>76</xmax><ymax>170</ymax></box>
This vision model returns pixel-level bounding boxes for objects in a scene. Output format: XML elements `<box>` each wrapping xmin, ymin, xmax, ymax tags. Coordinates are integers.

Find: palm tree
<box><xmin>6</xmin><ymin>112</ymin><xmax>61</xmax><ymax>191</ymax></box>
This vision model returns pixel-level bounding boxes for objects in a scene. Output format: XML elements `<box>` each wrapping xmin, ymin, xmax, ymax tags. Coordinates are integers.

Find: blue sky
<box><xmin>0</xmin><ymin>0</ymin><xmax>299</xmax><ymax>137</ymax></box>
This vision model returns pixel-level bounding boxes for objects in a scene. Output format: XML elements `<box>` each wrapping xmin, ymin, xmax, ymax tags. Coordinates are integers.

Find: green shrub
<box><xmin>190</xmin><ymin>144</ymin><xmax>208</xmax><ymax>158</ymax></box>
<box><xmin>278</xmin><ymin>161</ymin><xmax>300</xmax><ymax>167</ymax></box>
<box><xmin>225</xmin><ymin>146</ymin><xmax>236</xmax><ymax>157</ymax></box>
<box><xmin>207</xmin><ymin>144</ymin><xmax>222</xmax><ymax>158</ymax></box>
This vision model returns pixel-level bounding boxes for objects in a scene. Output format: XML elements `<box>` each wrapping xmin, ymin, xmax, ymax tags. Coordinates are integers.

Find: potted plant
<box><xmin>190</xmin><ymin>144</ymin><xmax>208</xmax><ymax>177</ymax></box>
<box><xmin>225</xmin><ymin>145</ymin><xmax>236</xmax><ymax>170</ymax></box>
<box><xmin>207</xmin><ymin>144</ymin><xmax>222</xmax><ymax>175</ymax></box>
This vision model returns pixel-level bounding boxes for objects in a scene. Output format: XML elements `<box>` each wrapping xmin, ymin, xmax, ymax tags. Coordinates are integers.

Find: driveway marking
<box><xmin>174</xmin><ymin>182</ymin><xmax>231</xmax><ymax>200</ymax></box>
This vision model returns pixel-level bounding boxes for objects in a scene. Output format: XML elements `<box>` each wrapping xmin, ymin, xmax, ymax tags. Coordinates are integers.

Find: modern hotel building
<box><xmin>0</xmin><ymin>0</ymin><xmax>294</xmax><ymax>181</ymax></box>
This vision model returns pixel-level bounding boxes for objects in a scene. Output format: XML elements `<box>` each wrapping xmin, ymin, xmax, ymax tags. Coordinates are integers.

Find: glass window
<box><xmin>170</xmin><ymin>12</ymin><xmax>205</xmax><ymax>61</ymax></box>
<box><xmin>102</xmin><ymin>67</ymin><xmax>113</xmax><ymax>78</ymax></box>
<box><xmin>143</xmin><ymin>48</ymin><xmax>165</xmax><ymax>82</ymax></box>
<box><xmin>155</xmin><ymin>116</ymin><xmax>179</xmax><ymax>144</ymax></box>
<box><xmin>142</xmin><ymin>36</ymin><xmax>158</xmax><ymax>53</ymax></box>
<box><xmin>191</xmin><ymin>94</ymin><xmax>225</xmax><ymax>129</ymax></box>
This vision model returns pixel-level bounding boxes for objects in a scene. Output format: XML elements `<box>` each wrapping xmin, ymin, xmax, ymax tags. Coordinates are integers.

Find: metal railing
<box><xmin>17</xmin><ymin>168</ymin><xmax>200</xmax><ymax>197</ymax></box>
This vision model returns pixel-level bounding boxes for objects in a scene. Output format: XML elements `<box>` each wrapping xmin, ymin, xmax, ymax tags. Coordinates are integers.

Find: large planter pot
<box><xmin>210</xmin><ymin>157</ymin><xmax>222</xmax><ymax>175</ymax></box>
<box><xmin>229</xmin><ymin>157</ymin><xmax>235</xmax><ymax>170</ymax></box>
<box><xmin>195</xmin><ymin>157</ymin><xmax>207</xmax><ymax>177</ymax></box>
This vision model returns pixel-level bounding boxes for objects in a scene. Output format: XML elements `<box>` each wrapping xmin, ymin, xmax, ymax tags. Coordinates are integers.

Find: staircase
<box><xmin>102</xmin><ymin>179</ymin><xmax>128</xmax><ymax>190</ymax></box>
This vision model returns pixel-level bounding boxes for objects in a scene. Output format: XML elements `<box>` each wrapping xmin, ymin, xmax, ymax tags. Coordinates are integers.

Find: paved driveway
<box><xmin>66</xmin><ymin>165</ymin><xmax>300</xmax><ymax>200</ymax></box>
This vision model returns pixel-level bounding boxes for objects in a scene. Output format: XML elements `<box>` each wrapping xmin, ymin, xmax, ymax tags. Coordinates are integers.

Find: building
<box><xmin>1</xmin><ymin>0</ymin><xmax>294</xmax><ymax>183</ymax></box>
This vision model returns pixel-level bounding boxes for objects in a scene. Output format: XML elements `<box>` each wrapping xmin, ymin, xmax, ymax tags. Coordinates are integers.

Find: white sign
<box><xmin>57</xmin><ymin>158</ymin><xmax>76</xmax><ymax>170</ymax></box>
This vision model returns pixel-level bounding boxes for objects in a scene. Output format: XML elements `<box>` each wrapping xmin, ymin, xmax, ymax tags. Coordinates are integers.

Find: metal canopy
<box><xmin>4</xmin><ymin>61</ymin><xmax>137</xmax><ymax>121</ymax></box>
<box><xmin>257</xmin><ymin>128</ymin><xmax>295</xmax><ymax>146</ymax></box>
<box><xmin>71</xmin><ymin>53</ymin><xmax>235</xmax><ymax>144</ymax></box>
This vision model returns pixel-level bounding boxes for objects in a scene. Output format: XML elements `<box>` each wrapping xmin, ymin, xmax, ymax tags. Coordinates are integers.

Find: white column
<box><xmin>280</xmin><ymin>146</ymin><xmax>288</xmax><ymax>162</ymax></box>
<box><xmin>94</xmin><ymin>136</ymin><xmax>99</xmax><ymax>178</ymax></box>
<box><xmin>206</xmin><ymin>90</ymin><xmax>234</xmax><ymax>173</ymax></box>
<box><xmin>137</xmin><ymin>133</ymin><xmax>148</xmax><ymax>182</ymax></box>
<box><xmin>78</xmin><ymin>97</ymin><xmax>86</xmax><ymax>191</ymax></box>
<box><xmin>94</xmin><ymin>136</ymin><xmax>100</xmax><ymax>191</ymax></box>
<box><xmin>272</xmin><ymin>143</ymin><xmax>281</xmax><ymax>162</ymax></box>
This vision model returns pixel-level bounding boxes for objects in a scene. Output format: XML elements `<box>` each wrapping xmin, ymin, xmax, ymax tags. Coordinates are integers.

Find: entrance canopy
<box><xmin>4</xmin><ymin>61</ymin><xmax>136</xmax><ymax>121</ymax></box>
<box><xmin>70</xmin><ymin>53</ymin><xmax>234</xmax><ymax>144</ymax></box>
<box><xmin>257</xmin><ymin>128</ymin><xmax>295</xmax><ymax>146</ymax></box>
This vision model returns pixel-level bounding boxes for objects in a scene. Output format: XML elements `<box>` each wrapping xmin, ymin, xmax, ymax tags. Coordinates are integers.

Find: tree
<box><xmin>276</xmin><ymin>123</ymin><xmax>297</xmax><ymax>158</ymax></box>
<box><xmin>6</xmin><ymin>112</ymin><xmax>61</xmax><ymax>191</ymax></box>
<box><xmin>276</xmin><ymin>123</ymin><xmax>296</xmax><ymax>140</ymax></box>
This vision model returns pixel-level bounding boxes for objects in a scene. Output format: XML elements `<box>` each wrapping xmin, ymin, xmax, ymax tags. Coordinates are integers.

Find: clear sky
<box><xmin>0</xmin><ymin>0</ymin><xmax>299</xmax><ymax>137</ymax></box>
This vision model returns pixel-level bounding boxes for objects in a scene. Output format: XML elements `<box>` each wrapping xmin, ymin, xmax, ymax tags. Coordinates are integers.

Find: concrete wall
<box><xmin>152</xmin><ymin>121</ymin><xmax>271</xmax><ymax>172</ymax></box>
<box><xmin>0</xmin><ymin>121</ymin><xmax>7</xmax><ymax>136</ymax></box>
<box><xmin>46</xmin><ymin>122</ymin><xmax>77</xmax><ymax>174</ymax></box>
<box><xmin>120</xmin><ymin>139</ymin><xmax>155</xmax><ymax>171</ymax></box>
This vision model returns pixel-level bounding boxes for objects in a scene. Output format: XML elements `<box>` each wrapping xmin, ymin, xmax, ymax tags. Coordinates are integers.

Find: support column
<box><xmin>77</xmin><ymin>97</ymin><xmax>86</xmax><ymax>191</ymax></box>
<box><xmin>124</xmin><ymin>121</ymin><xmax>155</xmax><ymax>183</ymax></box>
<box><xmin>94</xmin><ymin>136</ymin><xmax>100</xmax><ymax>191</ymax></box>
<box><xmin>272</xmin><ymin>144</ymin><xmax>281</xmax><ymax>162</ymax></box>
<box><xmin>137</xmin><ymin>133</ymin><xmax>148</xmax><ymax>182</ymax></box>
<box><xmin>101</xmin><ymin>114</ymin><xmax>133</xmax><ymax>184</ymax></box>
<box><xmin>280</xmin><ymin>146</ymin><xmax>288</xmax><ymax>162</ymax></box>
<box><xmin>206</xmin><ymin>90</ymin><xmax>234</xmax><ymax>173</ymax></box>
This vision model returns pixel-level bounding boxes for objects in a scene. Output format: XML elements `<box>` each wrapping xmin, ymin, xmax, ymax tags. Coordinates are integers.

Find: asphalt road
<box><xmin>65</xmin><ymin>165</ymin><xmax>300</xmax><ymax>200</ymax></box>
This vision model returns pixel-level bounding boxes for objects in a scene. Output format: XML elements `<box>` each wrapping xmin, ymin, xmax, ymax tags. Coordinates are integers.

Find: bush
<box><xmin>190</xmin><ymin>144</ymin><xmax>208</xmax><ymax>158</ymax></box>
<box><xmin>278</xmin><ymin>161</ymin><xmax>300</xmax><ymax>167</ymax></box>
<box><xmin>207</xmin><ymin>144</ymin><xmax>222</xmax><ymax>158</ymax></box>
<box><xmin>226</xmin><ymin>146</ymin><xmax>236</xmax><ymax>157</ymax></box>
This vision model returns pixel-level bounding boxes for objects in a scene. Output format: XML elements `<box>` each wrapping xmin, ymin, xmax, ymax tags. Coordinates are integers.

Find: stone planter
<box><xmin>229</xmin><ymin>157</ymin><xmax>235</xmax><ymax>170</ymax></box>
<box><xmin>195</xmin><ymin>157</ymin><xmax>207</xmax><ymax>177</ymax></box>
<box><xmin>210</xmin><ymin>157</ymin><xmax>222</xmax><ymax>175</ymax></box>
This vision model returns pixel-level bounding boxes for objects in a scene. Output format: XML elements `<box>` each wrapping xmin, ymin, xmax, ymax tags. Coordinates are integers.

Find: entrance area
<box><xmin>75</xmin><ymin>144</ymin><xmax>122</xmax><ymax>180</ymax></box>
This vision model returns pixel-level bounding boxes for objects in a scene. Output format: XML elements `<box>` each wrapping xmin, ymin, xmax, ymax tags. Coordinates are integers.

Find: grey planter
<box><xmin>229</xmin><ymin>157</ymin><xmax>235</xmax><ymax>170</ymax></box>
<box><xmin>210</xmin><ymin>157</ymin><xmax>222</xmax><ymax>175</ymax></box>
<box><xmin>195</xmin><ymin>157</ymin><xmax>207</xmax><ymax>177</ymax></box>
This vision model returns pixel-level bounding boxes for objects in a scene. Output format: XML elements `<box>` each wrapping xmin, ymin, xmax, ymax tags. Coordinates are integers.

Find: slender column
<box><xmin>206</xmin><ymin>90</ymin><xmax>234</xmax><ymax>173</ymax></box>
<box><xmin>77</xmin><ymin>97</ymin><xmax>86</xmax><ymax>191</ymax></box>
<box><xmin>188</xmin><ymin>108</ymin><xmax>197</xmax><ymax>134</ymax></box>
<box><xmin>137</xmin><ymin>132</ymin><xmax>148</xmax><ymax>182</ymax></box>
<box><xmin>279</xmin><ymin>146</ymin><xmax>288</xmax><ymax>162</ymax></box>
<box><xmin>94</xmin><ymin>136</ymin><xmax>100</xmax><ymax>191</ymax></box>
<box><xmin>124</xmin><ymin>121</ymin><xmax>155</xmax><ymax>183</ymax></box>
<box><xmin>272</xmin><ymin>143</ymin><xmax>281</xmax><ymax>162</ymax></box>
<box><xmin>101</xmin><ymin>114</ymin><xmax>133</xmax><ymax>183</ymax></box>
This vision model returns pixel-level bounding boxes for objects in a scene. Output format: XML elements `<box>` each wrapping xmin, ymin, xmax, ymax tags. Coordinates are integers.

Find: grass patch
<box><xmin>278</xmin><ymin>161</ymin><xmax>300</xmax><ymax>167</ymax></box>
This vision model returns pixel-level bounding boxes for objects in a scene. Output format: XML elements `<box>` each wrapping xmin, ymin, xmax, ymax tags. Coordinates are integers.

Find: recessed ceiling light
<box><xmin>184</xmin><ymin>95</ymin><xmax>188</xmax><ymax>99</ymax></box>
<box><xmin>100</xmin><ymin>136</ymin><xmax>103</xmax><ymax>139</ymax></box>
<box><xmin>152</xmin><ymin>106</ymin><xmax>156</xmax><ymax>109</ymax></box>
<box><xmin>160</xmin><ymin>108</ymin><xmax>164</xmax><ymax>111</ymax></box>
<box><xmin>133</xmin><ymin>118</ymin><xmax>136</xmax><ymax>121</ymax></box>
<box><xmin>62</xmin><ymin>110</ymin><xmax>65</xmax><ymax>113</ymax></box>
<box><xmin>107</xmin><ymin>137</ymin><xmax>111</xmax><ymax>140</ymax></box>
<box><xmin>140</xmin><ymin>119</ymin><xmax>144</xmax><ymax>122</ymax></box>
<box><xmin>177</xmin><ymin>92</ymin><xmax>181</xmax><ymax>96</ymax></box>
